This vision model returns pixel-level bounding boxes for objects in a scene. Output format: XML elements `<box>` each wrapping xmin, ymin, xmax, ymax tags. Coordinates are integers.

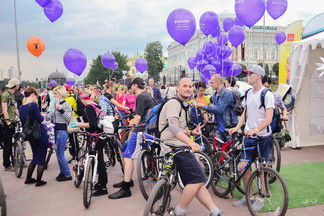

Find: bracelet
<box><xmin>254</xmin><ymin>128</ymin><xmax>260</xmax><ymax>133</ymax></box>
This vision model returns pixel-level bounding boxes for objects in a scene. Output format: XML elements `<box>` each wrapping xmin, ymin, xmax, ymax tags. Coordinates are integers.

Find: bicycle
<box><xmin>0</xmin><ymin>177</ymin><xmax>7</xmax><ymax>216</ymax></box>
<box><xmin>212</xmin><ymin>134</ymin><xmax>289</xmax><ymax>216</ymax></box>
<box><xmin>3</xmin><ymin>118</ymin><xmax>27</xmax><ymax>178</ymax></box>
<box><xmin>139</xmin><ymin>133</ymin><xmax>213</xmax><ymax>201</ymax></box>
<box><xmin>143</xmin><ymin>133</ymin><xmax>206</xmax><ymax>216</ymax></box>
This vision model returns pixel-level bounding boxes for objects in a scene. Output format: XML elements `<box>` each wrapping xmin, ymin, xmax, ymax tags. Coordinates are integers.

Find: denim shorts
<box><xmin>241</xmin><ymin>136</ymin><xmax>273</xmax><ymax>162</ymax></box>
<box><xmin>174</xmin><ymin>151</ymin><xmax>207</xmax><ymax>187</ymax></box>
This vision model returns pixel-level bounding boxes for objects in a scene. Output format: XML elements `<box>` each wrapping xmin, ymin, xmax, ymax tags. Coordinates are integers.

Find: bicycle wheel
<box><xmin>201</xmin><ymin>135</ymin><xmax>215</xmax><ymax>157</ymax></box>
<box><xmin>13</xmin><ymin>141</ymin><xmax>24</xmax><ymax>178</ymax></box>
<box><xmin>143</xmin><ymin>179</ymin><xmax>171</xmax><ymax>216</ymax></box>
<box><xmin>137</xmin><ymin>150</ymin><xmax>159</xmax><ymax>200</ymax></box>
<box><xmin>246</xmin><ymin>167</ymin><xmax>289</xmax><ymax>216</ymax></box>
<box><xmin>114</xmin><ymin>139</ymin><xmax>124</xmax><ymax>174</ymax></box>
<box><xmin>178</xmin><ymin>151</ymin><xmax>214</xmax><ymax>190</ymax></box>
<box><xmin>73</xmin><ymin>155</ymin><xmax>84</xmax><ymax>188</ymax></box>
<box><xmin>83</xmin><ymin>157</ymin><xmax>94</xmax><ymax>208</ymax></box>
<box><xmin>0</xmin><ymin>178</ymin><xmax>7</xmax><ymax>216</ymax></box>
<box><xmin>268</xmin><ymin>138</ymin><xmax>281</xmax><ymax>184</ymax></box>
<box><xmin>211</xmin><ymin>151</ymin><xmax>232</xmax><ymax>197</ymax></box>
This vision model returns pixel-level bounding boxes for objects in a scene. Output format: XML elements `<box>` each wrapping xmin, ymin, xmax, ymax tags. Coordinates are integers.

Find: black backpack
<box><xmin>245</xmin><ymin>88</ymin><xmax>283</xmax><ymax>133</ymax></box>
<box><xmin>67</xmin><ymin>94</ymin><xmax>85</xmax><ymax>117</ymax></box>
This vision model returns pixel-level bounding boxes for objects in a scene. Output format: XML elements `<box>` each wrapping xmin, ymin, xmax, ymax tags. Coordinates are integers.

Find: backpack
<box><xmin>245</xmin><ymin>88</ymin><xmax>283</xmax><ymax>133</ymax></box>
<box><xmin>89</xmin><ymin>103</ymin><xmax>115</xmax><ymax>133</ymax></box>
<box><xmin>219</xmin><ymin>89</ymin><xmax>243</xmax><ymax>116</ymax></box>
<box><xmin>67</xmin><ymin>95</ymin><xmax>85</xmax><ymax>117</ymax></box>
<box><xmin>145</xmin><ymin>97</ymin><xmax>189</xmax><ymax>138</ymax></box>
<box><xmin>98</xmin><ymin>95</ymin><xmax>115</xmax><ymax>116</ymax></box>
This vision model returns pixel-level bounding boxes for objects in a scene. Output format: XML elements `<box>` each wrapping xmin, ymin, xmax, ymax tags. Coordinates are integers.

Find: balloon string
<box><xmin>184</xmin><ymin>45</ymin><xmax>188</xmax><ymax>79</ymax></box>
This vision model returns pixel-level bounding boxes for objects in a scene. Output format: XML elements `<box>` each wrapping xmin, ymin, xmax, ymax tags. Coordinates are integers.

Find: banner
<box><xmin>279</xmin><ymin>20</ymin><xmax>303</xmax><ymax>84</ymax></box>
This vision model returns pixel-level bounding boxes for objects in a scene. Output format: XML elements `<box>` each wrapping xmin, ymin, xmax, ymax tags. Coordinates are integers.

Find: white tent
<box><xmin>289</xmin><ymin>31</ymin><xmax>324</xmax><ymax>148</ymax></box>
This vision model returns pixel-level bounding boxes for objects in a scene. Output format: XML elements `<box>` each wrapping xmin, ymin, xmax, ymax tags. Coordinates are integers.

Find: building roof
<box><xmin>48</xmin><ymin>71</ymin><xmax>66</xmax><ymax>79</ymax></box>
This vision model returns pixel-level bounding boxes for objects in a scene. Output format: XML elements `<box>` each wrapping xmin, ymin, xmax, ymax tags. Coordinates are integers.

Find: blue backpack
<box><xmin>145</xmin><ymin>97</ymin><xmax>188</xmax><ymax>138</ymax></box>
<box><xmin>245</xmin><ymin>88</ymin><xmax>283</xmax><ymax>133</ymax></box>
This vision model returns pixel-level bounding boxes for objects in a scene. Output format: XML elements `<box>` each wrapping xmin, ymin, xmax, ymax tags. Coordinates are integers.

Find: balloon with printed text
<box><xmin>200</xmin><ymin>11</ymin><xmax>219</xmax><ymax>36</ymax></box>
<box><xmin>223</xmin><ymin>18</ymin><xmax>234</xmax><ymax>32</ymax></box>
<box><xmin>63</xmin><ymin>48</ymin><xmax>87</xmax><ymax>76</ymax></box>
<box><xmin>43</xmin><ymin>0</ymin><xmax>63</xmax><ymax>22</ymax></box>
<box><xmin>187</xmin><ymin>57</ymin><xmax>197</xmax><ymax>69</ymax></box>
<box><xmin>166</xmin><ymin>8</ymin><xmax>196</xmax><ymax>45</ymax></box>
<box><xmin>228</xmin><ymin>26</ymin><xmax>245</xmax><ymax>47</ymax></box>
<box><xmin>26</xmin><ymin>36</ymin><xmax>45</xmax><ymax>57</ymax></box>
<box><xmin>267</xmin><ymin>0</ymin><xmax>288</xmax><ymax>20</ymax></box>
<box><xmin>235</xmin><ymin>0</ymin><xmax>266</xmax><ymax>27</ymax></box>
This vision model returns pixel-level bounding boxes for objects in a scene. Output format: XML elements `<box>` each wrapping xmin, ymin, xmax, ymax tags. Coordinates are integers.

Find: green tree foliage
<box><xmin>84</xmin><ymin>51</ymin><xmax>130</xmax><ymax>85</ymax></box>
<box><xmin>236</xmin><ymin>64</ymin><xmax>247</xmax><ymax>80</ymax></box>
<box><xmin>257</xmin><ymin>63</ymin><xmax>269</xmax><ymax>76</ymax></box>
<box><xmin>272</xmin><ymin>62</ymin><xmax>279</xmax><ymax>77</ymax></box>
<box><xmin>145</xmin><ymin>41</ymin><xmax>164</xmax><ymax>82</ymax></box>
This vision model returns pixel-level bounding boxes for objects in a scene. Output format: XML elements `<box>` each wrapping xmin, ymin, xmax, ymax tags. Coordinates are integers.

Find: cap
<box><xmin>6</xmin><ymin>78</ymin><xmax>20</xmax><ymax>88</ymax></box>
<box><xmin>132</xmin><ymin>77</ymin><xmax>145</xmax><ymax>86</ymax></box>
<box><xmin>243</xmin><ymin>65</ymin><xmax>265</xmax><ymax>76</ymax></box>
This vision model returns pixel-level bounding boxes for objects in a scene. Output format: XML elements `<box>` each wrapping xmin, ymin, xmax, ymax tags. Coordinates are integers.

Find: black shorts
<box><xmin>174</xmin><ymin>151</ymin><xmax>207</xmax><ymax>187</ymax></box>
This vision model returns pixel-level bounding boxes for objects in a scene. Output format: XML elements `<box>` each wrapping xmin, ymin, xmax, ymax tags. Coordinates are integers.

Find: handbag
<box><xmin>24</xmin><ymin>103</ymin><xmax>41</xmax><ymax>141</ymax></box>
<box><xmin>65</xmin><ymin>102</ymin><xmax>81</xmax><ymax>134</ymax></box>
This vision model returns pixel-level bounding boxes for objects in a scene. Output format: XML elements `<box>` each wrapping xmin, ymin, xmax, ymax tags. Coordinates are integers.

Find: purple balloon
<box><xmin>267</xmin><ymin>0</ymin><xmax>288</xmax><ymax>20</ymax></box>
<box><xmin>211</xmin><ymin>58</ymin><xmax>222</xmax><ymax>72</ymax></box>
<box><xmin>223</xmin><ymin>18</ymin><xmax>234</xmax><ymax>32</ymax></box>
<box><xmin>234</xmin><ymin>17</ymin><xmax>244</xmax><ymax>27</ymax></box>
<box><xmin>66</xmin><ymin>78</ymin><xmax>74</xmax><ymax>86</ymax></box>
<box><xmin>201</xmin><ymin>74</ymin><xmax>210</xmax><ymax>85</ymax></box>
<box><xmin>202</xmin><ymin>64</ymin><xmax>216</xmax><ymax>79</ymax></box>
<box><xmin>35</xmin><ymin>0</ymin><xmax>51</xmax><ymax>7</ymax></box>
<box><xmin>63</xmin><ymin>48</ymin><xmax>87</xmax><ymax>76</ymax></box>
<box><xmin>217</xmin><ymin>33</ymin><xmax>228</xmax><ymax>46</ymax></box>
<box><xmin>229</xmin><ymin>26</ymin><xmax>245</xmax><ymax>47</ymax></box>
<box><xmin>221</xmin><ymin>58</ymin><xmax>233</xmax><ymax>75</ymax></box>
<box><xmin>135</xmin><ymin>57</ymin><xmax>148</xmax><ymax>73</ymax></box>
<box><xmin>49</xmin><ymin>80</ymin><xmax>57</xmax><ymax>88</ymax></box>
<box><xmin>232</xmin><ymin>64</ymin><xmax>243</xmax><ymax>77</ymax></box>
<box><xmin>167</xmin><ymin>8</ymin><xmax>196</xmax><ymax>45</ymax></box>
<box><xmin>235</xmin><ymin>0</ymin><xmax>266</xmax><ymax>27</ymax></box>
<box><xmin>211</xmin><ymin>26</ymin><xmax>221</xmax><ymax>38</ymax></box>
<box><xmin>217</xmin><ymin>45</ymin><xmax>232</xmax><ymax>59</ymax></box>
<box><xmin>43</xmin><ymin>0</ymin><xmax>63</xmax><ymax>23</ymax></box>
<box><xmin>275</xmin><ymin>32</ymin><xmax>286</xmax><ymax>45</ymax></box>
<box><xmin>102</xmin><ymin>53</ymin><xmax>115</xmax><ymax>68</ymax></box>
<box><xmin>112</xmin><ymin>62</ymin><xmax>119</xmax><ymax>70</ymax></box>
<box><xmin>196</xmin><ymin>50</ymin><xmax>205</xmax><ymax>62</ymax></box>
<box><xmin>187</xmin><ymin>57</ymin><xmax>197</xmax><ymax>69</ymax></box>
<box><xmin>200</xmin><ymin>11</ymin><xmax>219</xmax><ymax>36</ymax></box>
<box><xmin>203</xmin><ymin>41</ymin><xmax>213</xmax><ymax>55</ymax></box>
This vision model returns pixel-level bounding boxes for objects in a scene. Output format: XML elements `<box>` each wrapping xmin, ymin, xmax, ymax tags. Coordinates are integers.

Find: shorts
<box><xmin>241</xmin><ymin>136</ymin><xmax>273</xmax><ymax>162</ymax></box>
<box><xmin>174</xmin><ymin>151</ymin><xmax>207</xmax><ymax>187</ymax></box>
<box><xmin>122</xmin><ymin>132</ymin><xmax>143</xmax><ymax>159</ymax></box>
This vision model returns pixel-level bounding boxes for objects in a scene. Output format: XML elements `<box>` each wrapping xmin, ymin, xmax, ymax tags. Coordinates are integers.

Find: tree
<box><xmin>84</xmin><ymin>51</ymin><xmax>130</xmax><ymax>85</ymax></box>
<box><xmin>257</xmin><ymin>63</ymin><xmax>269</xmax><ymax>76</ymax></box>
<box><xmin>236</xmin><ymin>64</ymin><xmax>247</xmax><ymax>80</ymax></box>
<box><xmin>272</xmin><ymin>62</ymin><xmax>279</xmax><ymax>77</ymax></box>
<box><xmin>144</xmin><ymin>41</ymin><xmax>164</xmax><ymax>82</ymax></box>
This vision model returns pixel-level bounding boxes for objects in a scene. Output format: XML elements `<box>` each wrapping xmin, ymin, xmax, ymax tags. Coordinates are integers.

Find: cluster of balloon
<box><xmin>135</xmin><ymin>57</ymin><xmax>148</xmax><ymax>73</ymax></box>
<box><xmin>66</xmin><ymin>78</ymin><xmax>74</xmax><ymax>86</ymax></box>
<box><xmin>35</xmin><ymin>0</ymin><xmax>63</xmax><ymax>23</ymax></box>
<box><xmin>63</xmin><ymin>48</ymin><xmax>87</xmax><ymax>76</ymax></box>
<box><xmin>49</xmin><ymin>80</ymin><xmax>57</xmax><ymax>88</ymax></box>
<box><xmin>26</xmin><ymin>36</ymin><xmax>45</xmax><ymax>57</ymax></box>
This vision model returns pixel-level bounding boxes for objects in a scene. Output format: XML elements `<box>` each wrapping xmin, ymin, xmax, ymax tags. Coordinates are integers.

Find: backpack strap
<box><xmin>244</xmin><ymin>88</ymin><xmax>253</xmax><ymax>124</ymax></box>
<box><xmin>259</xmin><ymin>88</ymin><xmax>272</xmax><ymax>110</ymax></box>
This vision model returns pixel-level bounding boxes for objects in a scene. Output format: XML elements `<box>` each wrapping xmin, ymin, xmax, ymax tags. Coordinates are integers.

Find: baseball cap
<box><xmin>243</xmin><ymin>65</ymin><xmax>265</xmax><ymax>76</ymax></box>
<box><xmin>6</xmin><ymin>78</ymin><xmax>20</xmax><ymax>88</ymax></box>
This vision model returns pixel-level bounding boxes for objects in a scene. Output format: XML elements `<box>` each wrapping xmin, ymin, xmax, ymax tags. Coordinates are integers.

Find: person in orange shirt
<box><xmin>195</xmin><ymin>81</ymin><xmax>211</xmax><ymax>106</ymax></box>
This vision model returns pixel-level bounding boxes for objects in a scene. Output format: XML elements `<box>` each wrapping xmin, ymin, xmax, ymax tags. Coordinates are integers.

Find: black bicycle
<box><xmin>143</xmin><ymin>133</ymin><xmax>207</xmax><ymax>216</ymax></box>
<box><xmin>212</xmin><ymin>134</ymin><xmax>289</xmax><ymax>216</ymax></box>
<box><xmin>0</xmin><ymin>177</ymin><xmax>6</xmax><ymax>216</ymax></box>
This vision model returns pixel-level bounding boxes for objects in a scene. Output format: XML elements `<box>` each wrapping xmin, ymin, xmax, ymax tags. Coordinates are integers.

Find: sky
<box><xmin>0</xmin><ymin>0</ymin><xmax>322</xmax><ymax>81</ymax></box>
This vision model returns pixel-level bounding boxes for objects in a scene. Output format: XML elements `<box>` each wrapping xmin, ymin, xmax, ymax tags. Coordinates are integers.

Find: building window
<box><xmin>271</xmin><ymin>48</ymin><xmax>276</xmax><ymax>60</ymax></box>
<box><xmin>253</xmin><ymin>48</ymin><xmax>259</xmax><ymax>60</ymax></box>
<box><xmin>264</xmin><ymin>49</ymin><xmax>268</xmax><ymax>60</ymax></box>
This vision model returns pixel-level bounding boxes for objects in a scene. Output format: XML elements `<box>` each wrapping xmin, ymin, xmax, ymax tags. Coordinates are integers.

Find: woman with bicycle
<box><xmin>46</xmin><ymin>86</ymin><xmax>72</xmax><ymax>182</ymax></box>
<box><xmin>19</xmin><ymin>87</ymin><xmax>48</xmax><ymax>187</ymax></box>
<box><xmin>70</xmin><ymin>88</ymin><xmax>108</xmax><ymax>196</ymax></box>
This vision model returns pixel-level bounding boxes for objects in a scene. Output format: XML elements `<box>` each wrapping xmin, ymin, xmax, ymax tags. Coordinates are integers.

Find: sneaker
<box><xmin>55</xmin><ymin>173</ymin><xmax>65</xmax><ymax>181</ymax></box>
<box><xmin>57</xmin><ymin>176</ymin><xmax>72</xmax><ymax>182</ymax></box>
<box><xmin>210</xmin><ymin>210</ymin><xmax>225</xmax><ymax>216</ymax></box>
<box><xmin>92</xmin><ymin>188</ymin><xmax>108</xmax><ymax>197</ymax></box>
<box><xmin>233</xmin><ymin>196</ymin><xmax>254</xmax><ymax>207</ymax></box>
<box><xmin>252</xmin><ymin>197</ymin><xmax>264</xmax><ymax>211</ymax></box>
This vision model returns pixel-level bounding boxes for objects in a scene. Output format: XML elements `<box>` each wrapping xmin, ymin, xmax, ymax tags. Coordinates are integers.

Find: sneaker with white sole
<box><xmin>252</xmin><ymin>197</ymin><xmax>265</xmax><ymax>211</ymax></box>
<box><xmin>233</xmin><ymin>196</ymin><xmax>254</xmax><ymax>207</ymax></box>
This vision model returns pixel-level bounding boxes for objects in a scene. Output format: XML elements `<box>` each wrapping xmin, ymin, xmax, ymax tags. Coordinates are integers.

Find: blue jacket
<box><xmin>203</xmin><ymin>87</ymin><xmax>238</xmax><ymax>128</ymax></box>
<box><xmin>152</xmin><ymin>86</ymin><xmax>162</xmax><ymax>104</ymax></box>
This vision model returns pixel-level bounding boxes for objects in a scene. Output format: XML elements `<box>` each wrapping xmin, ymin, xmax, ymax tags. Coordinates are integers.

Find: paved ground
<box><xmin>1</xmin><ymin>144</ymin><xmax>324</xmax><ymax>216</ymax></box>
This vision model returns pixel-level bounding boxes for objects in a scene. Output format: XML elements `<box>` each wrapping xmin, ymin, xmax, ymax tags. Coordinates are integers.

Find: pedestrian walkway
<box><xmin>1</xmin><ymin>145</ymin><xmax>324</xmax><ymax>215</ymax></box>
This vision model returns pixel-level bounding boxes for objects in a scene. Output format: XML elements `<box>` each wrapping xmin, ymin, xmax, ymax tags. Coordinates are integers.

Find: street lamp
<box><xmin>13</xmin><ymin>0</ymin><xmax>21</xmax><ymax>82</ymax></box>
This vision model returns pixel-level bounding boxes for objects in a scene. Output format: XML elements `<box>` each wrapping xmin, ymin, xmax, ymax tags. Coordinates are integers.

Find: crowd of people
<box><xmin>0</xmin><ymin>64</ymin><xmax>289</xmax><ymax>215</ymax></box>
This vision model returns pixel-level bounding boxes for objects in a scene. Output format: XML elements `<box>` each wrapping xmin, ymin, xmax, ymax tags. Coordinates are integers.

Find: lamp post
<box><xmin>13</xmin><ymin>0</ymin><xmax>21</xmax><ymax>82</ymax></box>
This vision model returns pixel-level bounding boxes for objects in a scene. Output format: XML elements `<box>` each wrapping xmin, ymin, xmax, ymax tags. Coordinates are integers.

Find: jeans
<box><xmin>55</xmin><ymin>130</ymin><xmax>71</xmax><ymax>177</ymax></box>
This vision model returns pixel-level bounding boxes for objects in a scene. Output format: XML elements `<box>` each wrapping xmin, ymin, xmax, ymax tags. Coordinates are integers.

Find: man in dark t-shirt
<box><xmin>109</xmin><ymin>77</ymin><xmax>155</xmax><ymax>199</ymax></box>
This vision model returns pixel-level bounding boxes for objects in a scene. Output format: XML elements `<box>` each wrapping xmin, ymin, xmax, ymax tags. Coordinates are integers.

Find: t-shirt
<box><xmin>1</xmin><ymin>91</ymin><xmax>16</xmax><ymax>119</ymax></box>
<box><xmin>116</xmin><ymin>93</ymin><xmax>125</xmax><ymax>111</ymax></box>
<box><xmin>123</xmin><ymin>93</ymin><xmax>137</xmax><ymax>113</ymax></box>
<box><xmin>104</xmin><ymin>92</ymin><xmax>113</xmax><ymax>101</ymax></box>
<box><xmin>242</xmin><ymin>86</ymin><xmax>275</xmax><ymax>137</ymax></box>
<box><xmin>159</xmin><ymin>99</ymin><xmax>188</xmax><ymax>147</ymax></box>
<box><xmin>135</xmin><ymin>91</ymin><xmax>155</xmax><ymax>131</ymax></box>
<box><xmin>82</xmin><ymin>104</ymin><xmax>103</xmax><ymax>134</ymax></box>
<box><xmin>196</xmin><ymin>96</ymin><xmax>210</xmax><ymax>106</ymax></box>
